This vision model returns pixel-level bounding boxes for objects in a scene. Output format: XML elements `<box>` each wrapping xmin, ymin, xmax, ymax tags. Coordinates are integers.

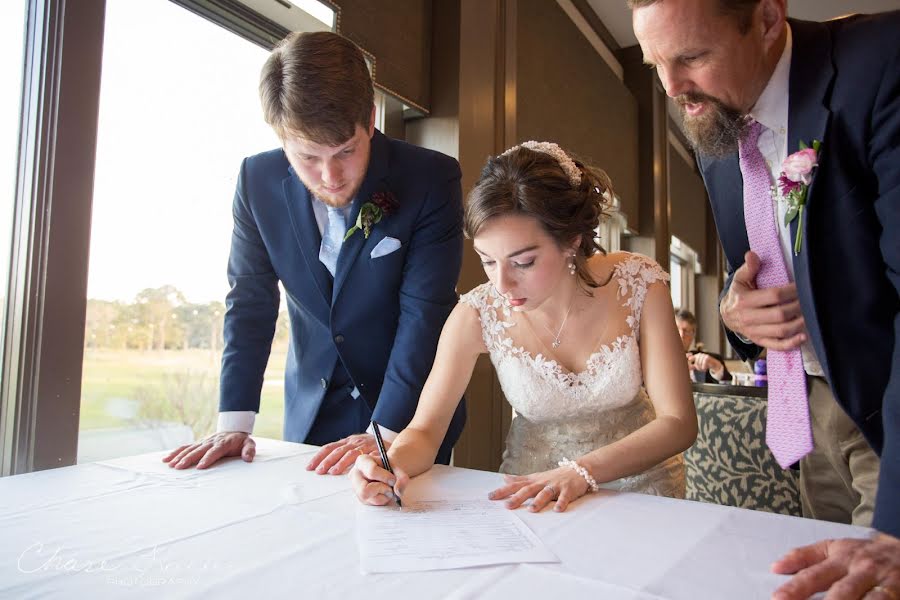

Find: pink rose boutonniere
<box><xmin>344</xmin><ymin>190</ymin><xmax>399</xmax><ymax>241</ymax></box>
<box><xmin>778</xmin><ymin>140</ymin><xmax>821</xmax><ymax>255</ymax></box>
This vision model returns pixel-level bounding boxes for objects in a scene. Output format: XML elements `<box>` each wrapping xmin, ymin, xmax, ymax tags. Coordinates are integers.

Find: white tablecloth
<box><xmin>0</xmin><ymin>438</ymin><xmax>868</xmax><ymax>599</ymax></box>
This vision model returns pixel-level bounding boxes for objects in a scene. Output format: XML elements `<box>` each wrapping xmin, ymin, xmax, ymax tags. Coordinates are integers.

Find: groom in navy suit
<box><xmin>164</xmin><ymin>31</ymin><xmax>465</xmax><ymax>473</ymax></box>
<box><xmin>633</xmin><ymin>1</ymin><xmax>899</xmax><ymax>598</ymax></box>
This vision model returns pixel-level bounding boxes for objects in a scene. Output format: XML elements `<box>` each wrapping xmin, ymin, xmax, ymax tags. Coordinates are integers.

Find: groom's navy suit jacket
<box><xmin>699</xmin><ymin>13</ymin><xmax>900</xmax><ymax>536</ymax></box>
<box><xmin>220</xmin><ymin>130</ymin><xmax>466</xmax><ymax>462</ymax></box>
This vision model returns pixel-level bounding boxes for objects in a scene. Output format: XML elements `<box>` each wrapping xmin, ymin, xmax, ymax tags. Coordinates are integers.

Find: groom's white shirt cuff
<box><xmin>366</xmin><ymin>422</ymin><xmax>398</xmax><ymax>442</ymax></box>
<box><xmin>217</xmin><ymin>411</ymin><xmax>255</xmax><ymax>434</ymax></box>
<box><xmin>217</xmin><ymin>411</ymin><xmax>398</xmax><ymax>442</ymax></box>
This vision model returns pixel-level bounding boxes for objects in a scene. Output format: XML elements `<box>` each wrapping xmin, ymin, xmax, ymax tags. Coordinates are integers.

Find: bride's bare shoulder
<box><xmin>586</xmin><ymin>251</ymin><xmax>635</xmax><ymax>282</ymax></box>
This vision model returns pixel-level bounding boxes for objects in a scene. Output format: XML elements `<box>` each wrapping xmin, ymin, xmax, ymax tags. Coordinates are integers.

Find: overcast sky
<box><xmin>87</xmin><ymin>0</ymin><xmax>281</xmax><ymax>304</ymax></box>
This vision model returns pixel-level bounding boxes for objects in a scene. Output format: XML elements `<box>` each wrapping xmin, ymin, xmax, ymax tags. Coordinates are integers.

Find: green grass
<box><xmin>80</xmin><ymin>347</ymin><xmax>287</xmax><ymax>440</ymax></box>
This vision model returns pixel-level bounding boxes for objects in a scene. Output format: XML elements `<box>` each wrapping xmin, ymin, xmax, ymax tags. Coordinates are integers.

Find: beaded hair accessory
<box><xmin>500</xmin><ymin>140</ymin><xmax>582</xmax><ymax>187</ymax></box>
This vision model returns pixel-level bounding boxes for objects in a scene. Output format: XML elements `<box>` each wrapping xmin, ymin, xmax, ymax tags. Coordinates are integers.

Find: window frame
<box><xmin>1</xmin><ymin>0</ymin><xmax>106</xmax><ymax>475</ymax></box>
<box><xmin>669</xmin><ymin>235</ymin><xmax>699</xmax><ymax>314</ymax></box>
<box><xmin>598</xmin><ymin>193</ymin><xmax>625</xmax><ymax>254</ymax></box>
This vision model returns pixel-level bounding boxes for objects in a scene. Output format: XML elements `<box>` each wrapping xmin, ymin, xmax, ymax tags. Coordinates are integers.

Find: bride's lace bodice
<box><xmin>460</xmin><ymin>253</ymin><xmax>684</xmax><ymax>498</ymax></box>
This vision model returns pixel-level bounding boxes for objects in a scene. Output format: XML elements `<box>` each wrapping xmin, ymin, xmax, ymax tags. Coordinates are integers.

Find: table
<box><xmin>0</xmin><ymin>438</ymin><xmax>868</xmax><ymax>599</ymax></box>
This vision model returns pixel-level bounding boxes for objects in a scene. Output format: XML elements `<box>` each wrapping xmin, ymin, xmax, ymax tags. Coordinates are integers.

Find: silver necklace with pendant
<box><xmin>532</xmin><ymin>294</ymin><xmax>575</xmax><ymax>349</ymax></box>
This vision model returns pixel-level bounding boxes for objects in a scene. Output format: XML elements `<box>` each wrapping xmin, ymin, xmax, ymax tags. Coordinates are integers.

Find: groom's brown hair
<box><xmin>627</xmin><ymin>0</ymin><xmax>761</xmax><ymax>34</ymax></box>
<box><xmin>259</xmin><ymin>31</ymin><xmax>374</xmax><ymax>145</ymax></box>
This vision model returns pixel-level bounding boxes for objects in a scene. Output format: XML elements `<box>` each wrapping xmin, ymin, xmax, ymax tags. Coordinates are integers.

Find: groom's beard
<box><xmin>676</xmin><ymin>92</ymin><xmax>748</xmax><ymax>159</ymax></box>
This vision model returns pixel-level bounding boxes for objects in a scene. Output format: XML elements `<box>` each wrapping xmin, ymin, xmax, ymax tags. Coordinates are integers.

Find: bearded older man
<box><xmin>632</xmin><ymin>1</ymin><xmax>899</xmax><ymax>599</ymax></box>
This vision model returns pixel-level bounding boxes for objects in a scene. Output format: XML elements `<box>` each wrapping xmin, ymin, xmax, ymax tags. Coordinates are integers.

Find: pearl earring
<box><xmin>568</xmin><ymin>253</ymin><xmax>577</xmax><ymax>276</ymax></box>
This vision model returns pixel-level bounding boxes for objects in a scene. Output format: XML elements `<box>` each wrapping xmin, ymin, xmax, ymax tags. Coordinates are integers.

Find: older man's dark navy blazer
<box><xmin>220</xmin><ymin>130</ymin><xmax>466</xmax><ymax>463</ymax></box>
<box><xmin>699</xmin><ymin>13</ymin><xmax>900</xmax><ymax>536</ymax></box>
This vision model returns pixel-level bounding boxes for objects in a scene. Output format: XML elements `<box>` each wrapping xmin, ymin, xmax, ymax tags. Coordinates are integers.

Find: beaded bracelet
<box><xmin>558</xmin><ymin>458</ymin><xmax>600</xmax><ymax>492</ymax></box>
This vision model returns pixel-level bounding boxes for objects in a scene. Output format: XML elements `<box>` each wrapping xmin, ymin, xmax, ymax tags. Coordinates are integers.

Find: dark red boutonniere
<box><xmin>344</xmin><ymin>191</ymin><xmax>399</xmax><ymax>241</ymax></box>
<box><xmin>776</xmin><ymin>140</ymin><xmax>821</xmax><ymax>255</ymax></box>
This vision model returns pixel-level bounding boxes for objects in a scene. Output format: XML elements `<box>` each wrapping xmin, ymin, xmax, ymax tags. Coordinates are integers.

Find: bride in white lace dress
<box><xmin>352</xmin><ymin>141</ymin><xmax>697</xmax><ymax>512</ymax></box>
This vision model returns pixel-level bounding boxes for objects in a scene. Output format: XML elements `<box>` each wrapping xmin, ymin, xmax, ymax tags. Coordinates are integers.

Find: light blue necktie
<box><xmin>319</xmin><ymin>206</ymin><xmax>347</xmax><ymax>277</ymax></box>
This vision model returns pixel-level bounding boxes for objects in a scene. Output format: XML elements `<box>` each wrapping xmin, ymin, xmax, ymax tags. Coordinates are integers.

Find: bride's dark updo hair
<box><xmin>464</xmin><ymin>143</ymin><xmax>614</xmax><ymax>289</ymax></box>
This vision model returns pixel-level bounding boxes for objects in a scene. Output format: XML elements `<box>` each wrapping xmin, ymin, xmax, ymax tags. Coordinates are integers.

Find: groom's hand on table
<box><xmin>306</xmin><ymin>433</ymin><xmax>388</xmax><ymax>475</ymax></box>
<box><xmin>488</xmin><ymin>467</ymin><xmax>589</xmax><ymax>513</ymax></box>
<box><xmin>162</xmin><ymin>432</ymin><xmax>255</xmax><ymax>469</ymax></box>
<box><xmin>721</xmin><ymin>251</ymin><xmax>807</xmax><ymax>351</ymax></box>
<box><xmin>350</xmin><ymin>454</ymin><xmax>407</xmax><ymax>506</ymax></box>
<box><xmin>771</xmin><ymin>533</ymin><xmax>900</xmax><ymax>600</ymax></box>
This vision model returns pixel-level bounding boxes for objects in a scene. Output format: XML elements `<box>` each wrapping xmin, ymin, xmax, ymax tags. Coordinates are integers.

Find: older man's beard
<box><xmin>676</xmin><ymin>93</ymin><xmax>748</xmax><ymax>158</ymax></box>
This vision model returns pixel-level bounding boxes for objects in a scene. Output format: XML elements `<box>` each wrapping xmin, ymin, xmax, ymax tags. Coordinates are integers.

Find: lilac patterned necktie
<box><xmin>739</xmin><ymin>120</ymin><xmax>813</xmax><ymax>469</ymax></box>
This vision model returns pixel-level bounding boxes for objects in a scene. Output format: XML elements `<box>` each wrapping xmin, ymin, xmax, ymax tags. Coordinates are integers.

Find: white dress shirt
<box><xmin>747</xmin><ymin>24</ymin><xmax>823</xmax><ymax>377</ymax></box>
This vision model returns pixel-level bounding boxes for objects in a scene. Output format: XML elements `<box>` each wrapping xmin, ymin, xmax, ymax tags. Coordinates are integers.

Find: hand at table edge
<box><xmin>162</xmin><ymin>431</ymin><xmax>255</xmax><ymax>469</ymax></box>
<box><xmin>770</xmin><ymin>532</ymin><xmax>900</xmax><ymax>600</ymax></box>
<box><xmin>488</xmin><ymin>467</ymin><xmax>590</xmax><ymax>513</ymax></box>
<box><xmin>306</xmin><ymin>433</ymin><xmax>391</xmax><ymax>475</ymax></box>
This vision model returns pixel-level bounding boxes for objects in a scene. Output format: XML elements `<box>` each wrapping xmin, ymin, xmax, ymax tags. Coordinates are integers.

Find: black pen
<box><xmin>371</xmin><ymin>420</ymin><xmax>401</xmax><ymax>508</ymax></box>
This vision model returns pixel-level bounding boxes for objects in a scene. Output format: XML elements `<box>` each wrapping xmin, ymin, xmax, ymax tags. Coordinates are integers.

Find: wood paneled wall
<box><xmin>668</xmin><ymin>143</ymin><xmax>708</xmax><ymax>268</ymax></box>
<box><xmin>515</xmin><ymin>0</ymin><xmax>639</xmax><ymax>224</ymax></box>
<box><xmin>335</xmin><ymin>0</ymin><xmax>433</xmax><ymax>113</ymax></box>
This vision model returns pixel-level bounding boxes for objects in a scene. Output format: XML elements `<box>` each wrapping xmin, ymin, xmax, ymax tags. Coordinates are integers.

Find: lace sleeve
<box><xmin>615</xmin><ymin>254</ymin><xmax>670</xmax><ymax>339</ymax></box>
<box><xmin>459</xmin><ymin>282</ymin><xmax>513</xmax><ymax>352</ymax></box>
<box><xmin>459</xmin><ymin>283</ymin><xmax>493</xmax><ymax>350</ymax></box>
<box><xmin>458</xmin><ymin>282</ymin><xmax>490</xmax><ymax>311</ymax></box>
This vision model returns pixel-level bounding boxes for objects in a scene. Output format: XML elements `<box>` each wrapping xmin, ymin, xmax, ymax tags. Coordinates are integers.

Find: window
<box><xmin>2</xmin><ymin>0</ymin><xmax>338</xmax><ymax>473</ymax></box>
<box><xmin>79</xmin><ymin>0</ymin><xmax>291</xmax><ymax>462</ymax></box>
<box><xmin>236</xmin><ymin>0</ymin><xmax>335</xmax><ymax>31</ymax></box>
<box><xmin>0</xmin><ymin>2</ymin><xmax>27</xmax><ymax>393</ymax></box>
<box><xmin>0</xmin><ymin>1</ymin><xmax>28</xmax><ymax>475</ymax></box>
<box><xmin>598</xmin><ymin>193</ymin><xmax>626</xmax><ymax>253</ymax></box>
<box><xmin>669</xmin><ymin>236</ymin><xmax>699</xmax><ymax>312</ymax></box>
<box><xmin>670</xmin><ymin>256</ymin><xmax>684</xmax><ymax>310</ymax></box>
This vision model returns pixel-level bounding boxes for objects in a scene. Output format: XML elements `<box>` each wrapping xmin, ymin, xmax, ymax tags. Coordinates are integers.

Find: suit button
<box><xmin>334</xmin><ymin>335</ymin><xmax>345</xmax><ymax>344</ymax></box>
<box><xmin>320</xmin><ymin>378</ymin><xmax>327</xmax><ymax>389</ymax></box>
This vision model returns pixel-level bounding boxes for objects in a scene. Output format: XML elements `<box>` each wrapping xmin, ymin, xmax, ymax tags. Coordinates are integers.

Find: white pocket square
<box><xmin>370</xmin><ymin>236</ymin><xmax>402</xmax><ymax>259</ymax></box>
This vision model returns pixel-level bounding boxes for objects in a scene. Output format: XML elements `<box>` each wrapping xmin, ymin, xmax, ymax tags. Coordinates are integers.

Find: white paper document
<box><xmin>357</xmin><ymin>499</ymin><xmax>558</xmax><ymax>573</ymax></box>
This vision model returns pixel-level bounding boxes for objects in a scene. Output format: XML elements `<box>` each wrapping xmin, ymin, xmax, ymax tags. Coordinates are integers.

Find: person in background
<box><xmin>675</xmin><ymin>309</ymin><xmax>731</xmax><ymax>384</ymax></box>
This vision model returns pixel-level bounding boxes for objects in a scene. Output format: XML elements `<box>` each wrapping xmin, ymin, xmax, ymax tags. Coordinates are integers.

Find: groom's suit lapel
<box><xmin>283</xmin><ymin>167</ymin><xmax>333</xmax><ymax>307</ymax></box>
<box><xmin>332</xmin><ymin>130</ymin><xmax>391</xmax><ymax>301</ymax></box>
